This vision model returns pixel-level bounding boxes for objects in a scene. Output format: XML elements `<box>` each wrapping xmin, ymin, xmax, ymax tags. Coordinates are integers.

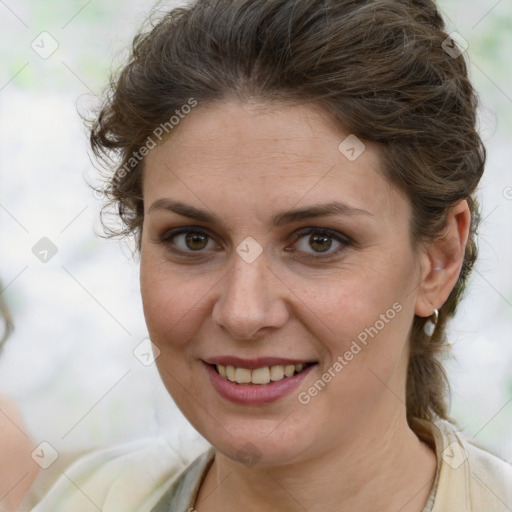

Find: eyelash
<box><xmin>159</xmin><ymin>226</ymin><xmax>352</xmax><ymax>260</ymax></box>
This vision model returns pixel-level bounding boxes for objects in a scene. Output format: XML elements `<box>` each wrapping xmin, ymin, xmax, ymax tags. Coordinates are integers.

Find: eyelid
<box><xmin>160</xmin><ymin>226</ymin><xmax>221</xmax><ymax>255</ymax></box>
<box><xmin>161</xmin><ymin>225</ymin><xmax>212</xmax><ymax>241</ymax></box>
<box><xmin>159</xmin><ymin>226</ymin><xmax>351</xmax><ymax>258</ymax></box>
<box><xmin>288</xmin><ymin>227</ymin><xmax>352</xmax><ymax>258</ymax></box>
<box><xmin>291</xmin><ymin>226</ymin><xmax>351</xmax><ymax>244</ymax></box>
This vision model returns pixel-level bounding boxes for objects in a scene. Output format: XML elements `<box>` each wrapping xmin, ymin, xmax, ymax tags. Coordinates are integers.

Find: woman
<box><xmin>32</xmin><ymin>0</ymin><xmax>511</xmax><ymax>510</ymax></box>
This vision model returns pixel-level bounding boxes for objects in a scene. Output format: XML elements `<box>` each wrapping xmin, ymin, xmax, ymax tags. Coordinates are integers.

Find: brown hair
<box><xmin>90</xmin><ymin>0</ymin><xmax>485</xmax><ymax>423</ymax></box>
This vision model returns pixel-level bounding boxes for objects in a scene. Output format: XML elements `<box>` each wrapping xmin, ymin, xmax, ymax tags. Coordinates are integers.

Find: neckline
<box><xmin>152</xmin><ymin>419</ymin><xmax>447</xmax><ymax>512</ymax></box>
<box><xmin>410</xmin><ymin>418</ymin><xmax>445</xmax><ymax>512</ymax></box>
<box><xmin>149</xmin><ymin>448</ymin><xmax>215</xmax><ymax>512</ymax></box>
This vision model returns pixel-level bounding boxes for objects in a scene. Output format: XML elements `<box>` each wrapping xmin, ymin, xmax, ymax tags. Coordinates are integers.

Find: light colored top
<box><xmin>29</xmin><ymin>418</ymin><xmax>512</xmax><ymax>512</ymax></box>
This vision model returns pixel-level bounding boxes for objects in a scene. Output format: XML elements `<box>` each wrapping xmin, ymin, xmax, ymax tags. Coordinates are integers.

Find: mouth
<box><xmin>203</xmin><ymin>357</ymin><xmax>318</xmax><ymax>405</ymax></box>
<box><xmin>213</xmin><ymin>362</ymin><xmax>315</xmax><ymax>385</ymax></box>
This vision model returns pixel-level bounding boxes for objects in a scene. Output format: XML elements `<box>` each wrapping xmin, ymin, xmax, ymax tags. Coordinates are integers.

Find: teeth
<box><xmin>251</xmin><ymin>367</ymin><xmax>270</xmax><ymax>384</ymax></box>
<box><xmin>226</xmin><ymin>365</ymin><xmax>236</xmax><ymax>381</ymax></box>
<box><xmin>284</xmin><ymin>365</ymin><xmax>295</xmax><ymax>377</ymax></box>
<box><xmin>235</xmin><ymin>368</ymin><xmax>252</xmax><ymax>384</ymax></box>
<box><xmin>270</xmin><ymin>365</ymin><xmax>284</xmax><ymax>381</ymax></box>
<box><xmin>215</xmin><ymin>363</ymin><xmax>308</xmax><ymax>385</ymax></box>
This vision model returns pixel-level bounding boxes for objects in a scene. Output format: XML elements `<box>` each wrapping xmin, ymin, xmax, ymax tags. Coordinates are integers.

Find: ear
<box><xmin>415</xmin><ymin>200</ymin><xmax>471</xmax><ymax>317</ymax></box>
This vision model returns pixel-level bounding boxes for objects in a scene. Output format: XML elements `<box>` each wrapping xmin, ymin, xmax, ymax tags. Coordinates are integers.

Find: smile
<box><xmin>215</xmin><ymin>363</ymin><xmax>309</xmax><ymax>385</ymax></box>
<box><xmin>204</xmin><ymin>358</ymin><xmax>317</xmax><ymax>405</ymax></box>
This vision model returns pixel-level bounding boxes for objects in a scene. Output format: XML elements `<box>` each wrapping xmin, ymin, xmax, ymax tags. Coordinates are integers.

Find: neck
<box><xmin>195</xmin><ymin>405</ymin><xmax>436</xmax><ymax>512</ymax></box>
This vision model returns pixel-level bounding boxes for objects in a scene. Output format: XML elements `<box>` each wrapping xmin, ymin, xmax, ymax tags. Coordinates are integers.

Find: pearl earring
<box><xmin>423</xmin><ymin>309</ymin><xmax>439</xmax><ymax>336</ymax></box>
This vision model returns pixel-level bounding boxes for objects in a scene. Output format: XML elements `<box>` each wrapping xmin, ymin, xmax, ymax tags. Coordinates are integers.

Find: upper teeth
<box><xmin>216</xmin><ymin>364</ymin><xmax>305</xmax><ymax>385</ymax></box>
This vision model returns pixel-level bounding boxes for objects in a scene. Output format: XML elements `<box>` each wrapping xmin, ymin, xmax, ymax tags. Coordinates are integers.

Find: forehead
<box><xmin>143</xmin><ymin>100</ymin><xmax>406</xmax><ymax>220</ymax></box>
<box><xmin>148</xmin><ymin>101</ymin><xmax>366</xmax><ymax>168</ymax></box>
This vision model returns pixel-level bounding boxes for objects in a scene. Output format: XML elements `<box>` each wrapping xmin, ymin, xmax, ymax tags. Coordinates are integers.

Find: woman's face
<box><xmin>140</xmin><ymin>100</ymin><xmax>425</xmax><ymax>467</ymax></box>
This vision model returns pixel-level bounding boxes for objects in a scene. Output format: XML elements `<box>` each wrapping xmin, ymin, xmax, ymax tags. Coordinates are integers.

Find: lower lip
<box><xmin>204</xmin><ymin>363</ymin><xmax>316</xmax><ymax>405</ymax></box>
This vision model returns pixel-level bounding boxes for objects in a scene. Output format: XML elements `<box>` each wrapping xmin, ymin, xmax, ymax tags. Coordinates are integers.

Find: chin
<box><xmin>196</xmin><ymin>414</ymin><xmax>318</xmax><ymax>469</ymax></box>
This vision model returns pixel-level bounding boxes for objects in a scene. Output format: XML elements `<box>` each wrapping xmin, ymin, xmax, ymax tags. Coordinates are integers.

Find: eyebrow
<box><xmin>147</xmin><ymin>199</ymin><xmax>372</xmax><ymax>226</ymax></box>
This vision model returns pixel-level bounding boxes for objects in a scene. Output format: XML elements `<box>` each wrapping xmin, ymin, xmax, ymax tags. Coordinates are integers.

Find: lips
<box><xmin>203</xmin><ymin>357</ymin><xmax>317</xmax><ymax>404</ymax></box>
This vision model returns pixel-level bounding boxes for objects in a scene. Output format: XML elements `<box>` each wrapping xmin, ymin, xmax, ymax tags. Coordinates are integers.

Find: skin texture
<box><xmin>140</xmin><ymin>100</ymin><xmax>470</xmax><ymax>511</ymax></box>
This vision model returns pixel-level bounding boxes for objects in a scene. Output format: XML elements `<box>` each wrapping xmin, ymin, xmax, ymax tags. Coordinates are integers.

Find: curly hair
<box><xmin>89</xmin><ymin>0</ymin><xmax>485</xmax><ymax>423</ymax></box>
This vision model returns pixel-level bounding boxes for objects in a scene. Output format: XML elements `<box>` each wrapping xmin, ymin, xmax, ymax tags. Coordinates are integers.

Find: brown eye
<box><xmin>184</xmin><ymin>232</ymin><xmax>209</xmax><ymax>251</ymax></box>
<box><xmin>290</xmin><ymin>228</ymin><xmax>351</xmax><ymax>257</ymax></box>
<box><xmin>162</xmin><ymin>228</ymin><xmax>218</xmax><ymax>253</ymax></box>
<box><xmin>308</xmin><ymin>234</ymin><xmax>332</xmax><ymax>253</ymax></box>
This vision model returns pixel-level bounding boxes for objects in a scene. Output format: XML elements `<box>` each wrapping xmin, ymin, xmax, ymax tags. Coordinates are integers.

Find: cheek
<box><xmin>299</xmin><ymin>271</ymin><xmax>406</xmax><ymax>338</ymax></box>
<box><xmin>297</xmin><ymin>280</ymin><xmax>411</xmax><ymax>424</ymax></box>
<box><xmin>293</xmin><ymin>254</ymin><xmax>415</xmax><ymax>371</ymax></box>
<box><xmin>140</xmin><ymin>258</ymin><xmax>171</xmax><ymax>338</ymax></box>
<box><xmin>139</xmin><ymin>251</ymin><xmax>217</xmax><ymax>350</ymax></box>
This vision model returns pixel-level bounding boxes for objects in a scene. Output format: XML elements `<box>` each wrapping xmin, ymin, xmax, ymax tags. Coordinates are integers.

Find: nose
<box><xmin>211</xmin><ymin>254</ymin><xmax>289</xmax><ymax>340</ymax></box>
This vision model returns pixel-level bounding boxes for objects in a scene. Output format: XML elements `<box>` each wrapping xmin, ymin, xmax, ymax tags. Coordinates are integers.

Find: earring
<box><xmin>423</xmin><ymin>309</ymin><xmax>439</xmax><ymax>336</ymax></box>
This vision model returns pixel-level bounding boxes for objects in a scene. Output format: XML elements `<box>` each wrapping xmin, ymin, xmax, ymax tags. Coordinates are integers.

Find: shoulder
<box><xmin>29</xmin><ymin>438</ymin><xmax>205</xmax><ymax>512</ymax></box>
<box><xmin>431</xmin><ymin>419</ymin><xmax>512</xmax><ymax>511</ymax></box>
<box><xmin>0</xmin><ymin>396</ymin><xmax>39</xmax><ymax>511</ymax></box>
